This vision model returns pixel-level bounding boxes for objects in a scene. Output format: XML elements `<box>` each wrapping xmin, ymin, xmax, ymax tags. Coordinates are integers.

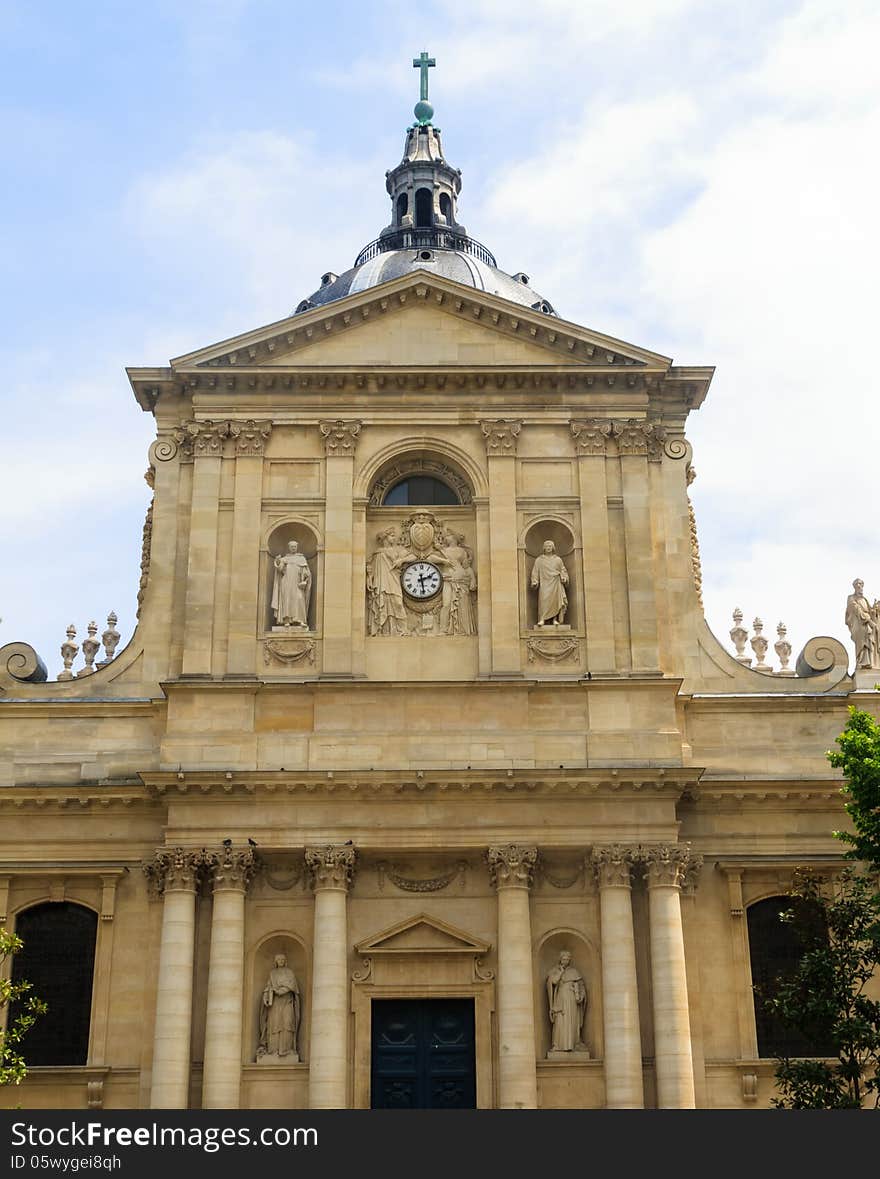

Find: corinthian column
<box><xmin>144</xmin><ymin>848</ymin><xmax>205</xmax><ymax>1108</ymax></box>
<box><xmin>306</xmin><ymin>844</ymin><xmax>357</xmax><ymax>1108</ymax></box>
<box><xmin>487</xmin><ymin>844</ymin><xmax>538</xmax><ymax>1108</ymax></box>
<box><xmin>591</xmin><ymin>845</ymin><xmax>644</xmax><ymax>1108</ymax></box>
<box><xmin>641</xmin><ymin>845</ymin><xmax>695</xmax><ymax>1108</ymax></box>
<box><xmin>202</xmin><ymin>846</ymin><xmax>258</xmax><ymax>1109</ymax></box>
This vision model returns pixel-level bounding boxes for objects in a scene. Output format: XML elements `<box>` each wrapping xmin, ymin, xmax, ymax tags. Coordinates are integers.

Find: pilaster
<box><xmin>481</xmin><ymin>420</ymin><xmax>522</xmax><ymax>676</ymax></box>
<box><xmin>320</xmin><ymin>421</ymin><xmax>361</xmax><ymax>675</ymax></box>
<box><xmin>571</xmin><ymin>420</ymin><xmax>616</xmax><ymax>673</ymax></box>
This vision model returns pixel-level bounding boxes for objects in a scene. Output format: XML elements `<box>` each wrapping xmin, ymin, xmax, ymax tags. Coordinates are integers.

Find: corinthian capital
<box><xmin>486</xmin><ymin>844</ymin><xmax>538</xmax><ymax>890</ymax></box>
<box><xmin>591</xmin><ymin>844</ymin><xmax>636</xmax><ymax>889</ymax></box>
<box><xmin>205</xmin><ymin>845</ymin><xmax>259</xmax><ymax>892</ymax></box>
<box><xmin>306</xmin><ymin>844</ymin><xmax>357</xmax><ymax>891</ymax></box>
<box><xmin>613</xmin><ymin>419</ymin><xmax>653</xmax><ymax>457</ymax></box>
<box><xmin>638</xmin><ymin>844</ymin><xmax>690</xmax><ymax>889</ymax></box>
<box><xmin>319</xmin><ymin>419</ymin><xmax>361</xmax><ymax>456</ymax></box>
<box><xmin>481</xmin><ymin>419</ymin><xmax>522</xmax><ymax>456</ymax></box>
<box><xmin>229</xmin><ymin>419</ymin><xmax>273</xmax><ymax>456</ymax></box>
<box><xmin>171</xmin><ymin>419</ymin><xmax>231</xmax><ymax>460</ymax></box>
<box><xmin>570</xmin><ymin>418</ymin><xmax>613</xmax><ymax>456</ymax></box>
<box><xmin>143</xmin><ymin>847</ymin><xmax>207</xmax><ymax>895</ymax></box>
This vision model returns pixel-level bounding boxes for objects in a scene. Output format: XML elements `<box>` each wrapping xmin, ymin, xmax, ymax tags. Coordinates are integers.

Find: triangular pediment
<box><xmin>169</xmin><ymin>272</ymin><xmax>671</xmax><ymax>373</ymax></box>
<box><xmin>355</xmin><ymin>912</ymin><xmax>491</xmax><ymax>956</ymax></box>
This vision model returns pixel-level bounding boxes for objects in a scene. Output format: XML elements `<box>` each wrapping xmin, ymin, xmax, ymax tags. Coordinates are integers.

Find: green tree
<box><xmin>765</xmin><ymin>868</ymin><xmax>880</xmax><ymax>1109</ymax></box>
<box><xmin>0</xmin><ymin>928</ymin><xmax>47</xmax><ymax>1086</ymax></box>
<box><xmin>829</xmin><ymin>706</ymin><xmax>880</xmax><ymax>872</ymax></box>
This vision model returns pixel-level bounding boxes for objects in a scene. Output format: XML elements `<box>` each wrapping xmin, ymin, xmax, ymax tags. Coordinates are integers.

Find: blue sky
<box><xmin>2</xmin><ymin>0</ymin><xmax>879</xmax><ymax>675</ymax></box>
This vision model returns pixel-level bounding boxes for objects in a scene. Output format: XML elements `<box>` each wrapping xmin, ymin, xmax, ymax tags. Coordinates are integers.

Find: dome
<box><xmin>295</xmin><ymin>245</ymin><xmax>556</xmax><ymax>317</ymax></box>
<box><xmin>294</xmin><ymin>64</ymin><xmax>557</xmax><ymax>319</ymax></box>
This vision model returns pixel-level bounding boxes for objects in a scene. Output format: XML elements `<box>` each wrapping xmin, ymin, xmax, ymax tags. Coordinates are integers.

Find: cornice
<box><xmin>139</xmin><ymin>767</ymin><xmax>702</xmax><ymax>799</ymax></box>
<box><xmin>0</xmin><ymin>786</ymin><xmax>156</xmax><ymax>811</ymax></box>
<box><xmin>680</xmin><ymin>777</ymin><xmax>844</xmax><ymax>805</ymax></box>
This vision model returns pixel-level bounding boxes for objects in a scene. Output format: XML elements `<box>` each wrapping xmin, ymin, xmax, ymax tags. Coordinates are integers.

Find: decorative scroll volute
<box><xmin>591</xmin><ymin>844</ymin><xmax>635</xmax><ymax>889</ymax></box>
<box><xmin>481</xmin><ymin>419</ymin><xmax>522</xmax><ymax>456</ymax></box>
<box><xmin>143</xmin><ymin>847</ymin><xmax>207</xmax><ymax>895</ymax></box>
<box><xmin>319</xmin><ymin>419</ymin><xmax>362</xmax><ymax>456</ymax></box>
<box><xmin>205</xmin><ymin>846</ymin><xmax>259</xmax><ymax>892</ymax></box>
<box><xmin>570</xmin><ymin>419</ymin><xmax>613</xmax><ymax>456</ymax></box>
<box><xmin>306</xmin><ymin>844</ymin><xmax>357</xmax><ymax>891</ymax></box>
<box><xmin>486</xmin><ymin>844</ymin><xmax>538</xmax><ymax>890</ymax></box>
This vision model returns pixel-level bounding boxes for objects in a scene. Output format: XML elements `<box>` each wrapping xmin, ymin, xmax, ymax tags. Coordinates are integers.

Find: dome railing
<box><xmin>354</xmin><ymin>228</ymin><xmax>497</xmax><ymax>269</ymax></box>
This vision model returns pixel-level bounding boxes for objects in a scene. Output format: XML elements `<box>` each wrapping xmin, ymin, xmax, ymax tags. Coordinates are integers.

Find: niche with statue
<box><xmin>264</xmin><ymin>522</ymin><xmax>320</xmax><ymax>633</ymax></box>
<box><xmin>520</xmin><ymin>520</ymin><xmax>580</xmax><ymax>632</ymax></box>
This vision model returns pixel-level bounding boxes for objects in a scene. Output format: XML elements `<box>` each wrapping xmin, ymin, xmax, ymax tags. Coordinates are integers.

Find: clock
<box><xmin>401</xmin><ymin>561</ymin><xmax>442</xmax><ymax>601</ymax></box>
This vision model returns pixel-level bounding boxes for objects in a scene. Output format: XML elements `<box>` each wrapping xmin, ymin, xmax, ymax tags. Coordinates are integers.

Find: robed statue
<box><xmin>272</xmin><ymin>541</ymin><xmax>312</xmax><ymax>628</ymax></box>
<box><xmin>546</xmin><ymin>950</ymin><xmax>587</xmax><ymax>1054</ymax></box>
<box><xmin>531</xmin><ymin>540</ymin><xmax>569</xmax><ymax>626</ymax></box>
<box><xmin>845</xmin><ymin>578</ymin><xmax>880</xmax><ymax>670</ymax></box>
<box><xmin>257</xmin><ymin>953</ymin><xmax>301</xmax><ymax>1060</ymax></box>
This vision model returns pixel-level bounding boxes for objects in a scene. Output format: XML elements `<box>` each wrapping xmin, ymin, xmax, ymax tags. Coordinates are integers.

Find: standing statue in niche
<box><xmin>271</xmin><ymin>540</ymin><xmax>312</xmax><ymax>628</ymax></box>
<box><xmin>366</xmin><ymin>527</ymin><xmax>409</xmax><ymax>636</ymax></box>
<box><xmin>546</xmin><ymin>950</ymin><xmax>588</xmax><ymax>1055</ymax></box>
<box><xmin>531</xmin><ymin>540</ymin><xmax>569</xmax><ymax>626</ymax></box>
<box><xmin>845</xmin><ymin>578</ymin><xmax>880</xmax><ymax>670</ymax></box>
<box><xmin>257</xmin><ymin>953</ymin><xmax>301</xmax><ymax>1061</ymax></box>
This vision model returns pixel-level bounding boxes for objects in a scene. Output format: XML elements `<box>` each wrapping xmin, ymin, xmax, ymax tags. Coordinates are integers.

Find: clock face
<box><xmin>401</xmin><ymin>561</ymin><xmax>442</xmax><ymax>600</ymax></box>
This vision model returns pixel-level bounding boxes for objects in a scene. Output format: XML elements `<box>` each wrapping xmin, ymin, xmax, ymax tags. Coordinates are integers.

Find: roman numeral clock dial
<box><xmin>401</xmin><ymin>561</ymin><xmax>442</xmax><ymax>600</ymax></box>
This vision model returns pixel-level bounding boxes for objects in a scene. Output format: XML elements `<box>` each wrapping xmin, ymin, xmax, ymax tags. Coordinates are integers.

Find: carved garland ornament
<box><xmin>377</xmin><ymin>861</ymin><xmax>468</xmax><ymax>893</ymax></box>
<box><xmin>137</xmin><ymin>470</ymin><xmax>154</xmax><ymax>620</ymax></box>
<box><xmin>686</xmin><ymin>464</ymin><xmax>704</xmax><ymax>606</ymax></box>
<box><xmin>527</xmin><ymin>637</ymin><xmax>580</xmax><ymax>664</ymax></box>
<box><xmin>263</xmin><ymin>638</ymin><xmax>316</xmax><ymax>667</ymax></box>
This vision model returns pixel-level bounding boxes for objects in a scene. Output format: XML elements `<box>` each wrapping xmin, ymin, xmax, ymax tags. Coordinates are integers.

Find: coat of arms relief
<box><xmin>366</xmin><ymin>512</ymin><xmax>477</xmax><ymax>636</ymax></box>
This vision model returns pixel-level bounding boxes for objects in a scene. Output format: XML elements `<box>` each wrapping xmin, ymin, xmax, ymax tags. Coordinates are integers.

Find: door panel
<box><xmin>371</xmin><ymin>999</ymin><xmax>476</xmax><ymax>1109</ymax></box>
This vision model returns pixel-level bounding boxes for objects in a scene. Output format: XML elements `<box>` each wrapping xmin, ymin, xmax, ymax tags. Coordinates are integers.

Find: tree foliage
<box><xmin>828</xmin><ymin>706</ymin><xmax>880</xmax><ymax>872</ymax></box>
<box><xmin>0</xmin><ymin>928</ymin><xmax>47</xmax><ymax>1087</ymax></box>
<box><xmin>766</xmin><ymin>869</ymin><xmax>880</xmax><ymax>1109</ymax></box>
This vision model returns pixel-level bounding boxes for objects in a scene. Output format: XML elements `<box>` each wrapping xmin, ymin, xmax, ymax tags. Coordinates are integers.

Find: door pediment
<box><xmin>356</xmin><ymin>912</ymin><xmax>490</xmax><ymax>957</ymax></box>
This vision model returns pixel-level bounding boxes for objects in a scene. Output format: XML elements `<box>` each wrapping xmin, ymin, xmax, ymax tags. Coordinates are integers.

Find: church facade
<box><xmin>1</xmin><ymin>68</ymin><xmax>875</xmax><ymax>1111</ymax></box>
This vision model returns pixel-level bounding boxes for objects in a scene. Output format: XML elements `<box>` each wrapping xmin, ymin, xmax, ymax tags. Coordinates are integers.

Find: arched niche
<box><xmin>521</xmin><ymin>519</ymin><xmax>580</xmax><ymax>631</ymax></box>
<box><xmin>248</xmin><ymin>932</ymin><xmax>310</xmax><ymax>1065</ymax></box>
<box><xmin>264</xmin><ymin>521</ymin><xmax>321</xmax><ymax>633</ymax></box>
<box><xmin>536</xmin><ymin>929</ymin><xmax>601</xmax><ymax>1061</ymax></box>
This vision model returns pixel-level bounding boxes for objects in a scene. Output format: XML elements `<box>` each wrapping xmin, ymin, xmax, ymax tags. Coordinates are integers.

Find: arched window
<box><xmin>439</xmin><ymin>192</ymin><xmax>452</xmax><ymax>223</ymax></box>
<box><xmin>415</xmin><ymin>188</ymin><xmax>433</xmax><ymax>228</ymax></box>
<box><xmin>396</xmin><ymin>192</ymin><xmax>408</xmax><ymax>223</ymax></box>
<box><xmin>383</xmin><ymin>476</ymin><xmax>459</xmax><ymax>506</ymax></box>
<box><xmin>11</xmin><ymin>902</ymin><xmax>98</xmax><ymax>1065</ymax></box>
<box><xmin>747</xmin><ymin>896</ymin><xmax>834</xmax><ymax>1058</ymax></box>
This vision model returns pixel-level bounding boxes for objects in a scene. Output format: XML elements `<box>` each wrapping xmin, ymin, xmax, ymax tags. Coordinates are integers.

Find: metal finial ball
<box><xmin>414</xmin><ymin>99</ymin><xmax>434</xmax><ymax>125</ymax></box>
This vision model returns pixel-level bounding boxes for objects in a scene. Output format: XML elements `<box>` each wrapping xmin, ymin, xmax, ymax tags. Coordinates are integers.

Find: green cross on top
<box><xmin>413</xmin><ymin>51</ymin><xmax>435</xmax><ymax>101</ymax></box>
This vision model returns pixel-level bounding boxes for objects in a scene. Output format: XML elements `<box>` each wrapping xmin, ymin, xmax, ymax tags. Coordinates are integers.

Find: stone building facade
<box><xmin>1</xmin><ymin>78</ymin><xmax>877</xmax><ymax>1111</ymax></box>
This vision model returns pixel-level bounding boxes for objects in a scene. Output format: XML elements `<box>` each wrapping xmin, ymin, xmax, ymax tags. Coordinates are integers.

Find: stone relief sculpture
<box><xmin>271</xmin><ymin>541</ymin><xmax>312</xmax><ymax>629</ymax></box>
<box><xmin>257</xmin><ymin>953</ymin><xmax>301</xmax><ymax>1062</ymax></box>
<box><xmin>439</xmin><ymin>529</ymin><xmax>477</xmax><ymax>636</ymax></box>
<box><xmin>845</xmin><ymin>578</ymin><xmax>880</xmax><ymax>669</ymax></box>
<box><xmin>530</xmin><ymin>540</ymin><xmax>569</xmax><ymax>627</ymax></box>
<box><xmin>366</xmin><ymin>515</ymin><xmax>477</xmax><ymax>636</ymax></box>
<box><xmin>546</xmin><ymin>950</ymin><xmax>588</xmax><ymax>1056</ymax></box>
<box><xmin>366</xmin><ymin>527</ymin><xmax>409</xmax><ymax>636</ymax></box>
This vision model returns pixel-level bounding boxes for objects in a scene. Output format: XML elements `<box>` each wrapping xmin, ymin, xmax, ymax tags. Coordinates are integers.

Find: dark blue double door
<box><xmin>371</xmin><ymin>999</ymin><xmax>476</xmax><ymax>1108</ymax></box>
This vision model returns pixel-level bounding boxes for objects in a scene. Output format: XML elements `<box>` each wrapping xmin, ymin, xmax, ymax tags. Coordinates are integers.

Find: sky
<box><xmin>1</xmin><ymin>0</ymin><xmax>878</xmax><ymax>678</ymax></box>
